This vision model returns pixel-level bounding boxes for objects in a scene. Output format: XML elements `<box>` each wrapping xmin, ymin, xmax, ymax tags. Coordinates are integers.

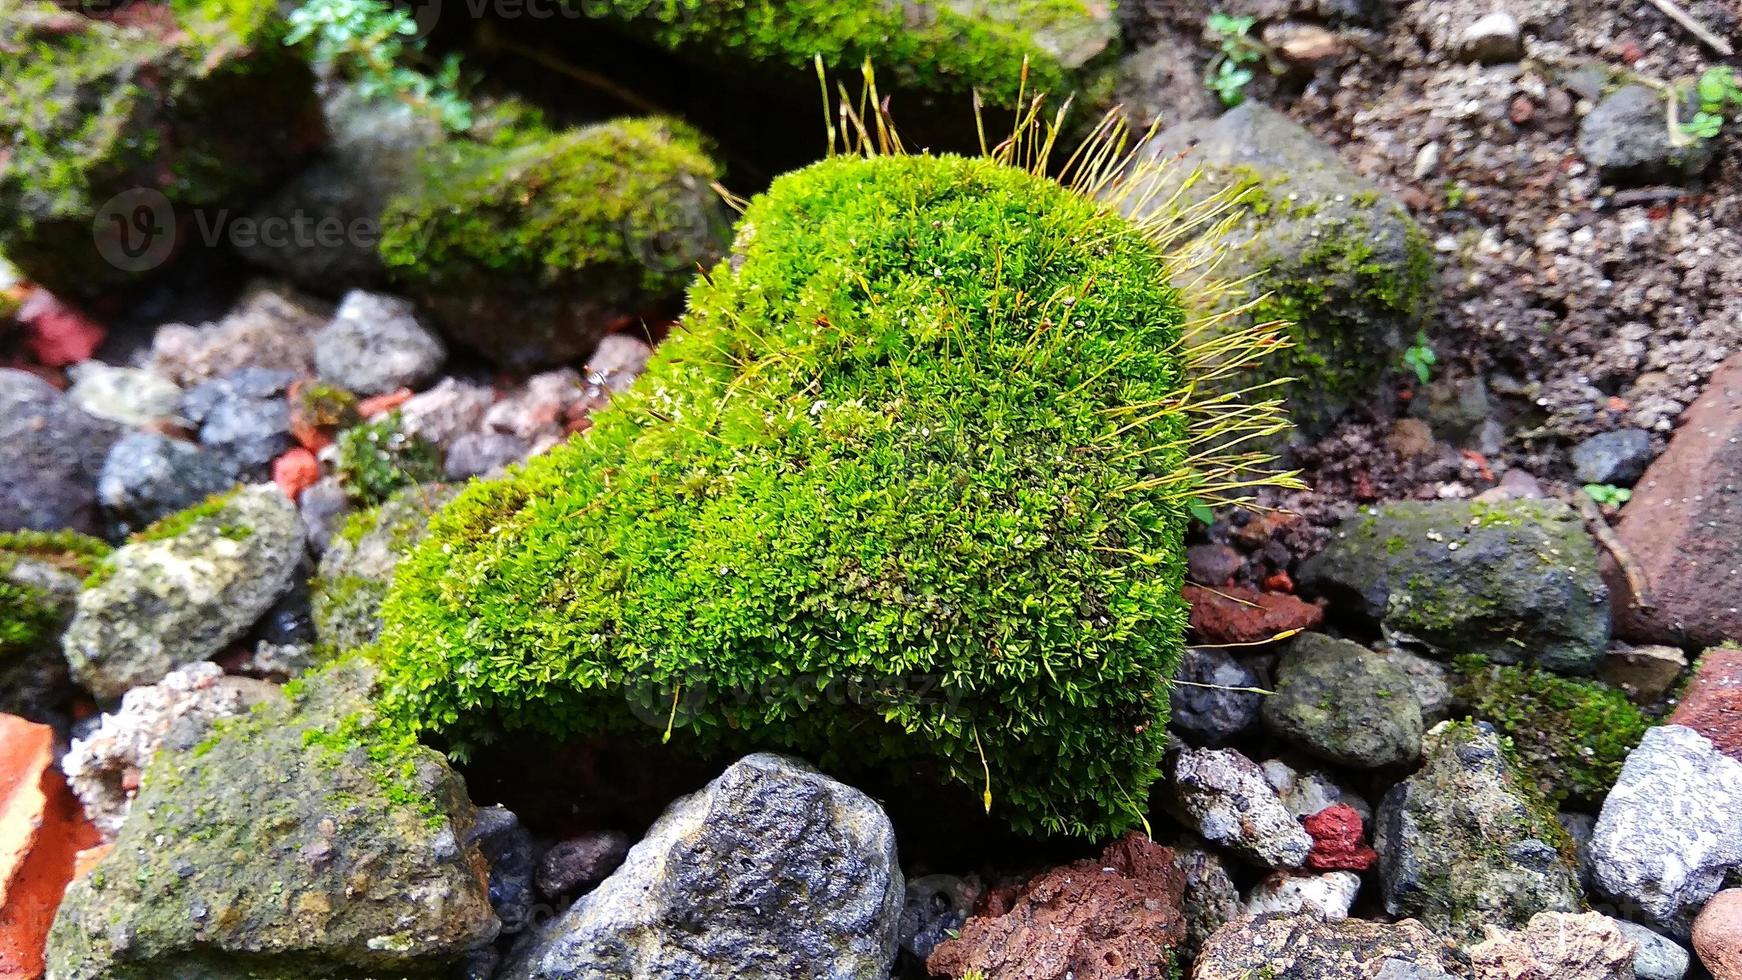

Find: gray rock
<box><xmin>312</xmin><ymin>484</ymin><xmax>456</xmax><ymax>652</ymax></box>
<box><xmin>1174</xmin><ymin>839</ymin><xmax>1240</xmax><ymax>959</ymax></box>
<box><xmin>1112</xmin><ymin>27</ymin><xmax>1217</xmax><ymax>129</ymax></box>
<box><xmin>1597</xmin><ymin>643</ymin><xmax>1688</xmax><ymax>703</ymax></box>
<box><xmin>1559</xmin><ymin>811</ymin><xmax>1598</xmax><ymax>892</ymax></box>
<box><xmin>62</xmin><ymin>485</ymin><xmax>304</xmax><ymax>699</ymax></box>
<box><xmin>98</xmin><ymin>433</ymin><xmax>236</xmax><ymax>533</ymax></box>
<box><xmin>897</xmin><ymin>874</ymin><xmax>978</xmax><ymax>965</ymax></box>
<box><xmin>1613</xmin><ymin>918</ymin><xmax>1691</xmax><ymax>980</ymax></box>
<box><xmin>444</xmin><ymin>431</ymin><xmax>528</xmax><ymax>480</ymax></box>
<box><xmin>0</xmin><ymin>369</ymin><xmax>118</xmax><ymax>533</ymax></box>
<box><xmin>1573</xmin><ymin>428</ymin><xmax>1654</xmax><ymax>486</ymax></box>
<box><xmin>1374</xmin><ymin>721</ymin><xmax>1582</xmax><ymax>944</ymax></box>
<box><xmin>500</xmin><ymin>753</ymin><xmax>903</xmax><ymax>980</ymax></box>
<box><xmin>46</xmin><ymin>659</ymin><xmax>499</xmax><ymax>979</ymax></box>
<box><xmin>65</xmin><ymin>362</ymin><xmax>183</xmax><ymax>428</ymax></box>
<box><xmin>1299</xmin><ymin>499</ymin><xmax>1611</xmax><ymax>674</ymax></box>
<box><xmin>1194</xmin><ymin>913</ymin><xmax>1462</xmax><ymax>980</ymax></box>
<box><xmin>471</xmin><ymin>805</ymin><xmax>538</xmax><ymax>935</ymax></box>
<box><xmin>313</xmin><ymin>290</ymin><xmax>446</xmax><ymax>396</ymax></box>
<box><xmin>1460</xmin><ymin>10</ymin><xmax>1523</xmax><ymax>63</ymax></box>
<box><xmin>584</xmin><ymin>334</ymin><xmax>654</xmax><ymax>393</ymax></box>
<box><xmin>298</xmin><ymin>475</ymin><xmax>352</xmax><ymax>553</ymax></box>
<box><xmin>1263</xmin><ymin>632</ymin><xmax>1424</xmax><ymax>769</ymax></box>
<box><xmin>147</xmin><ymin>284</ymin><xmax>326</xmax><ymax>387</ymax></box>
<box><xmin>1170</xmin><ymin>646</ymin><xmax>1264</xmax><ymax>744</ymax></box>
<box><xmin>0</xmin><ymin>547</ymin><xmax>87</xmax><ymax>728</ymax></box>
<box><xmin>236</xmin><ymin>85</ymin><xmax>444</xmax><ymax>289</ymax></box>
<box><xmin>1261</xmin><ymin>758</ymin><xmax>1373</xmax><ymax>823</ymax></box>
<box><xmin>1166</xmin><ymin>745</ymin><xmax>1313</xmax><ymax>868</ymax></box>
<box><xmin>1578</xmin><ymin>85</ymin><xmax>1716</xmax><ymax>186</ymax></box>
<box><xmin>537</xmin><ymin>831</ymin><xmax>633</xmax><ymax>900</ymax></box>
<box><xmin>1186</xmin><ymin>543</ymin><xmax>1244</xmax><ymax>587</ymax></box>
<box><xmin>1126</xmin><ymin>102</ymin><xmax>1436</xmax><ymax>435</ymax></box>
<box><xmin>1589</xmin><ymin>725</ymin><xmax>1742</xmax><ymax>937</ymax></box>
<box><xmin>1378</xmin><ymin>644</ymin><xmax>1456</xmax><ymax>723</ymax></box>
<box><xmin>1243</xmin><ymin>870</ymin><xmax>1362</xmax><ymax>920</ymax></box>
<box><xmin>179</xmin><ymin>368</ymin><xmax>297</xmax><ymax>477</ymax></box>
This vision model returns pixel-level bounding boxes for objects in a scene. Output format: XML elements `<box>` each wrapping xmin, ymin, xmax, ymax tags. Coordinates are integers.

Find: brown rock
<box><xmin>1263</xmin><ymin>21</ymin><xmax>1347</xmax><ymax>67</ymax></box>
<box><xmin>1468</xmin><ymin>911</ymin><xmax>1637</xmax><ymax>979</ymax></box>
<box><xmin>1597</xmin><ymin>643</ymin><xmax>1689</xmax><ymax>703</ymax></box>
<box><xmin>1694</xmin><ymin>889</ymin><xmax>1742</xmax><ymax>980</ymax></box>
<box><xmin>1671</xmin><ymin>646</ymin><xmax>1742</xmax><ymax>762</ymax></box>
<box><xmin>0</xmin><ymin>715</ymin><xmax>101</xmax><ymax>980</ymax></box>
<box><xmin>1193</xmin><ymin>912</ymin><xmax>1460</xmax><ymax>979</ymax></box>
<box><xmin>926</xmin><ymin>833</ymin><xmax>1187</xmax><ymax>980</ymax></box>
<box><xmin>1613</xmin><ymin>352</ymin><xmax>1742</xmax><ymax>647</ymax></box>
<box><xmin>1185</xmin><ymin>584</ymin><xmax>1324</xmax><ymax>646</ymax></box>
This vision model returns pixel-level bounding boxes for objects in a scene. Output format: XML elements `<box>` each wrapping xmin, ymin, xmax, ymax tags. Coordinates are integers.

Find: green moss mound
<box><xmin>1458</xmin><ymin>659</ymin><xmax>1651</xmax><ymax>805</ymax></box>
<box><xmin>379</xmin><ymin>116</ymin><xmax>730</xmax><ymax>368</ymax></box>
<box><xmin>377</xmin><ymin>152</ymin><xmax>1200</xmax><ymax>837</ymax></box>
<box><xmin>0</xmin><ymin>0</ymin><xmax>322</xmax><ymax>295</ymax></box>
<box><xmin>0</xmin><ymin>530</ymin><xmax>110</xmax><ymax>657</ymax></box>
<box><xmin>569</xmin><ymin>0</ymin><xmax>1118</xmax><ymax>108</ymax></box>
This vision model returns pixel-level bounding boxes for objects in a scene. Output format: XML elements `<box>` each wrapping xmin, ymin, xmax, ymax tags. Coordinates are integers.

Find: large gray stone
<box><xmin>0</xmin><ymin>369</ymin><xmax>118</xmax><ymax>533</ymax></box>
<box><xmin>1589</xmin><ymin>725</ymin><xmax>1742</xmax><ymax>938</ymax></box>
<box><xmin>1374</xmin><ymin>721</ymin><xmax>1582</xmax><ymax>944</ymax></box>
<box><xmin>1263</xmin><ymin>632</ymin><xmax>1424</xmax><ymax>769</ymax></box>
<box><xmin>1300</xmin><ymin>499</ymin><xmax>1610</xmax><ymax>674</ymax></box>
<box><xmin>62</xmin><ymin>484</ymin><xmax>304</xmax><ymax>699</ymax></box>
<box><xmin>501</xmin><ymin>753</ymin><xmax>902</xmax><ymax>980</ymax></box>
<box><xmin>1165</xmin><ymin>745</ymin><xmax>1313</xmax><ymax>869</ymax></box>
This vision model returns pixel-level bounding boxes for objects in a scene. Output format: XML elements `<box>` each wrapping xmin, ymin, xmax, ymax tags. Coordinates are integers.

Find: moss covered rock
<box><xmin>379</xmin><ymin>117</ymin><xmax>730</xmax><ymax>369</ymax></box>
<box><xmin>0</xmin><ymin>0</ymin><xmax>323</xmax><ymax>296</ymax></box>
<box><xmin>313</xmin><ymin>485</ymin><xmax>458</xmax><ymax>653</ymax></box>
<box><xmin>64</xmin><ymin>485</ymin><xmax>303</xmax><ymax>699</ymax></box>
<box><xmin>1262</xmin><ymin>632</ymin><xmax>1424</xmax><ymax>770</ymax></box>
<box><xmin>1299</xmin><ymin>499</ymin><xmax>1610</xmax><ymax>674</ymax></box>
<box><xmin>570</xmin><ymin>0</ymin><xmax>1118</xmax><ymax>111</ymax></box>
<box><xmin>0</xmin><ymin>530</ymin><xmax>109</xmax><ymax>726</ymax></box>
<box><xmin>45</xmin><ymin>657</ymin><xmax>499</xmax><ymax>979</ymax></box>
<box><xmin>1128</xmin><ymin>102</ymin><xmax>1437</xmax><ymax>434</ymax></box>
<box><xmin>376</xmin><ymin>151</ymin><xmax>1212</xmax><ymax>838</ymax></box>
<box><xmin>1458</xmin><ymin>660</ymin><xmax>1649</xmax><ymax>806</ymax></box>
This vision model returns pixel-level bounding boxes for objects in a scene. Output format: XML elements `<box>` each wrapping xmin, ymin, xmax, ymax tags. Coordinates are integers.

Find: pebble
<box><xmin>1168</xmin><ymin>647</ymin><xmax>1263</xmax><ymax>745</ymax></box>
<box><xmin>1460</xmin><ymin>11</ymin><xmax>1523</xmax><ymax>63</ymax></box>
<box><xmin>312</xmin><ymin>291</ymin><xmax>446</xmax><ymax>396</ymax></box>
<box><xmin>1243</xmin><ymin>870</ymin><xmax>1361</xmax><ymax>920</ymax></box>
<box><xmin>897</xmin><ymin>874</ymin><xmax>979</xmax><ymax>965</ymax></box>
<box><xmin>180</xmin><ymin>368</ymin><xmax>297</xmax><ymax>477</ymax></box>
<box><xmin>444</xmin><ymin>431</ymin><xmax>528</xmax><ymax>480</ymax></box>
<box><xmin>1165</xmin><ymin>746</ymin><xmax>1312</xmax><ymax>869</ymax></box>
<box><xmin>1598</xmin><ymin>643</ymin><xmax>1688</xmax><ymax>703</ymax></box>
<box><xmin>0</xmin><ymin>369</ymin><xmax>118</xmax><ymax>533</ymax></box>
<box><xmin>97</xmin><ymin>432</ymin><xmax>236</xmax><ymax>532</ymax></box>
<box><xmin>1614</xmin><ymin>918</ymin><xmax>1692</xmax><ymax>980</ymax></box>
<box><xmin>1694</xmin><ymin>889</ymin><xmax>1742</xmax><ymax>980</ymax></box>
<box><xmin>1572</xmin><ymin>428</ymin><xmax>1654</xmax><ymax>486</ymax></box>
<box><xmin>1185</xmin><ymin>543</ymin><xmax>1242</xmax><ymax>586</ymax></box>
<box><xmin>65</xmin><ymin>362</ymin><xmax>182</xmax><ymax>428</ymax></box>
<box><xmin>536</xmin><ymin>831</ymin><xmax>633</xmax><ymax>900</ymax></box>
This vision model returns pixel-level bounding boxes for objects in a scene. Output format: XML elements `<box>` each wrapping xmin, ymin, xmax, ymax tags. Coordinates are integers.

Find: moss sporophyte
<box><xmin>371</xmin><ymin>74</ymin><xmax>1304</xmax><ymax>838</ymax></box>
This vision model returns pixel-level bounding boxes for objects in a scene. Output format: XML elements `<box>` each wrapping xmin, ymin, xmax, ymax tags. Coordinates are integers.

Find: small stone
<box><xmin>1194</xmin><ymin>914</ymin><xmax>1461</xmax><ymax>980</ymax></box>
<box><xmin>16</xmin><ymin>290</ymin><xmax>105</xmax><ymax>367</ymax></box>
<box><xmin>64</xmin><ymin>362</ymin><xmax>182</xmax><ymax>428</ymax></box>
<box><xmin>1260</xmin><ymin>758</ymin><xmax>1373</xmax><ymax>824</ymax></box>
<box><xmin>1572</xmin><ymin>429</ymin><xmax>1654</xmax><ymax>486</ymax></box>
<box><xmin>1614</xmin><ymin>919</ymin><xmax>1691</xmax><ymax>980</ymax></box>
<box><xmin>584</xmin><ymin>334</ymin><xmax>653</xmax><ymax>394</ymax></box>
<box><xmin>1461</xmin><ymin>10</ymin><xmax>1524</xmax><ymax>63</ymax></box>
<box><xmin>1578</xmin><ymin>84</ymin><xmax>1716</xmax><ymax>186</ymax></box>
<box><xmin>1173</xmin><ymin>840</ymin><xmax>1239</xmax><ymax>959</ymax></box>
<box><xmin>147</xmin><ymin>285</ymin><xmax>326</xmax><ymax>387</ymax></box>
<box><xmin>928</xmin><ymin>833</ymin><xmax>1186</xmax><ymax>980</ymax></box>
<box><xmin>298</xmin><ymin>476</ymin><xmax>352</xmax><ymax>554</ymax></box>
<box><xmin>1264</xmin><ymin>632</ymin><xmax>1424</xmax><ymax>769</ymax></box>
<box><xmin>1693</xmin><ymin>889</ymin><xmax>1742</xmax><ymax>980</ymax></box>
<box><xmin>1378</xmin><ymin>644</ymin><xmax>1457</xmax><ymax>723</ymax></box>
<box><xmin>1304</xmin><ymin>803</ymin><xmax>1377</xmax><ymax>872</ymax></box>
<box><xmin>1186</xmin><ymin>543</ymin><xmax>1243</xmax><ymax>586</ymax></box>
<box><xmin>1598</xmin><ymin>643</ymin><xmax>1689</xmax><ymax>703</ymax></box>
<box><xmin>180</xmin><ymin>368</ymin><xmax>297</xmax><ymax>477</ymax></box>
<box><xmin>312</xmin><ymin>485</ymin><xmax>457</xmax><ymax>652</ymax></box>
<box><xmin>1185</xmin><ymin>583</ymin><xmax>1324</xmax><ymax>646</ymax></box>
<box><xmin>1166</xmin><ymin>746</ymin><xmax>1313</xmax><ymax>869</ymax></box>
<box><xmin>1388</xmin><ymin>417</ymin><xmax>1439</xmax><ymax>458</ymax></box>
<box><xmin>272</xmin><ymin>447</ymin><xmax>321</xmax><ymax>501</ymax></box>
<box><xmin>1263</xmin><ymin>20</ymin><xmax>1347</xmax><ymax>66</ymax></box>
<box><xmin>444</xmin><ymin>431</ymin><xmax>528</xmax><ymax>480</ymax></box>
<box><xmin>398</xmin><ymin>378</ymin><xmax>496</xmax><ymax>447</ymax></box>
<box><xmin>536</xmin><ymin>831</ymin><xmax>632</xmax><ymax>900</ymax></box>
<box><xmin>1589</xmin><ymin>725</ymin><xmax>1742</xmax><ymax>936</ymax></box>
<box><xmin>1669</xmin><ymin>646</ymin><xmax>1742</xmax><ymax>762</ymax></box>
<box><xmin>1244</xmin><ymin>870</ymin><xmax>1361</xmax><ymax>920</ymax></box>
<box><xmin>898</xmin><ymin>874</ymin><xmax>980</xmax><ymax>965</ymax></box>
<box><xmin>470</xmin><ymin>805</ymin><xmax>537</xmax><ymax>935</ymax></box>
<box><xmin>0</xmin><ymin>714</ymin><xmax>102</xmax><ymax>980</ymax></box>
<box><xmin>313</xmin><ymin>290</ymin><xmax>446</xmax><ymax>396</ymax></box>
<box><xmin>1109</xmin><ymin>28</ymin><xmax>1218</xmax><ymax>131</ymax></box>
<box><xmin>1169</xmin><ymin>647</ymin><xmax>1264</xmax><ymax>745</ymax></box>
<box><xmin>97</xmin><ymin>432</ymin><xmax>236</xmax><ymax>533</ymax></box>
<box><xmin>0</xmin><ymin>369</ymin><xmax>118</xmax><ymax>534</ymax></box>
<box><xmin>1468</xmin><ymin>911</ymin><xmax>1636</xmax><ymax>980</ymax></box>
<box><xmin>485</xmin><ymin>369</ymin><xmax>582</xmax><ymax>444</ymax></box>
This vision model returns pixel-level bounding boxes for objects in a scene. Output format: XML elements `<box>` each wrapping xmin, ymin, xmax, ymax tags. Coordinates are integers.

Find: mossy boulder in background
<box><xmin>1457</xmin><ymin>660</ymin><xmax>1650</xmax><ymax>806</ymax></box>
<box><xmin>63</xmin><ymin>485</ymin><xmax>304</xmax><ymax>699</ymax></box>
<box><xmin>313</xmin><ymin>484</ymin><xmax>458</xmax><ymax>653</ymax></box>
<box><xmin>0</xmin><ymin>0</ymin><xmax>324</xmax><ymax>296</ymax></box>
<box><xmin>0</xmin><ymin>530</ymin><xmax>110</xmax><ymax>727</ymax></box>
<box><xmin>569</xmin><ymin>0</ymin><xmax>1119</xmax><ymax>112</ymax></box>
<box><xmin>379</xmin><ymin>117</ymin><xmax>730</xmax><ymax>369</ymax></box>
<box><xmin>45</xmin><ymin>657</ymin><xmax>499</xmax><ymax>979</ymax></box>
<box><xmin>1299</xmin><ymin>499</ymin><xmax>1610</xmax><ymax>674</ymax></box>
<box><xmin>377</xmin><ymin>151</ymin><xmax>1213</xmax><ymax>838</ymax></box>
<box><xmin>1127</xmin><ymin>102</ymin><xmax>1437</xmax><ymax>435</ymax></box>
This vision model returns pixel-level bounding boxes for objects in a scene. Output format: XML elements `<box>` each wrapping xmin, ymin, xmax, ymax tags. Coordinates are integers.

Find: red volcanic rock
<box><xmin>357</xmin><ymin>387</ymin><xmax>413</xmax><ymax>419</ymax></box>
<box><xmin>1303</xmin><ymin>803</ymin><xmax>1377</xmax><ymax>872</ymax></box>
<box><xmin>17</xmin><ymin>290</ymin><xmax>105</xmax><ymax>367</ymax></box>
<box><xmin>1671</xmin><ymin>646</ymin><xmax>1742</xmax><ymax>763</ymax></box>
<box><xmin>928</xmin><ymin>833</ymin><xmax>1187</xmax><ymax>980</ymax></box>
<box><xmin>1185</xmin><ymin>584</ymin><xmax>1324</xmax><ymax>646</ymax></box>
<box><xmin>1612</xmin><ymin>353</ymin><xmax>1742</xmax><ymax>648</ymax></box>
<box><xmin>0</xmin><ymin>715</ymin><xmax>102</xmax><ymax>979</ymax></box>
<box><xmin>272</xmin><ymin>447</ymin><xmax>321</xmax><ymax>501</ymax></box>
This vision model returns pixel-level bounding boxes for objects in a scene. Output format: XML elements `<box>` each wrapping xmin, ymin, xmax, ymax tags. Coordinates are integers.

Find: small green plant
<box><xmin>1205</xmin><ymin>13</ymin><xmax>1264</xmax><ymax>107</ymax></box>
<box><xmin>334</xmin><ymin>412</ymin><xmax>443</xmax><ymax>506</ymax></box>
<box><xmin>1402</xmin><ymin>330</ymin><xmax>1436</xmax><ymax>384</ymax></box>
<box><xmin>1444</xmin><ymin>182</ymin><xmax>1468</xmax><ymax>208</ymax></box>
<box><xmin>1680</xmin><ymin>66</ymin><xmax>1742</xmax><ymax>140</ymax></box>
<box><xmin>285</xmin><ymin>0</ymin><xmax>473</xmax><ymax>131</ymax></box>
<box><xmin>1583</xmin><ymin>483</ymin><xmax>1632</xmax><ymax>507</ymax></box>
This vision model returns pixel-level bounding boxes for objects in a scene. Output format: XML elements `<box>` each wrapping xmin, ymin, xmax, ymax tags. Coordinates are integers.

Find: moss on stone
<box><xmin>375</xmin><ymin>151</ymin><xmax>1203</xmax><ymax>838</ymax></box>
<box><xmin>1458</xmin><ymin>662</ymin><xmax>1650</xmax><ymax>806</ymax></box>
<box><xmin>333</xmin><ymin>412</ymin><xmax>442</xmax><ymax>506</ymax></box>
<box><xmin>0</xmin><ymin>530</ymin><xmax>110</xmax><ymax>657</ymax></box>
<box><xmin>0</xmin><ymin>0</ymin><xmax>323</xmax><ymax>295</ymax></box>
<box><xmin>379</xmin><ymin>116</ymin><xmax>729</xmax><ymax>367</ymax></box>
